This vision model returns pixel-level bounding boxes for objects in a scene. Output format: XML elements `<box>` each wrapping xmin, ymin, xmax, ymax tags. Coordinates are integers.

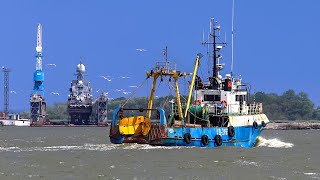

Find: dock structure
<box><xmin>30</xmin><ymin>94</ymin><xmax>47</xmax><ymax>125</ymax></box>
<box><xmin>96</xmin><ymin>92</ymin><xmax>108</xmax><ymax>126</ymax></box>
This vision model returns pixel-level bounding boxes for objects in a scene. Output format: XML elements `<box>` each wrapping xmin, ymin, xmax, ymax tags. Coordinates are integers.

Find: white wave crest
<box><xmin>0</xmin><ymin>144</ymin><xmax>119</xmax><ymax>152</ymax></box>
<box><xmin>121</xmin><ymin>143</ymin><xmax>192</xmax><ymax>150</ymax></box>
<box><xmin>0</xmin><ymin>143</ymin><xmax>190</xmax><ymax>152</ymax></box>
<box><xmin>256</xmin><ymin>137</ymin><xmax>294</xmax><ymax>148</ymax></box>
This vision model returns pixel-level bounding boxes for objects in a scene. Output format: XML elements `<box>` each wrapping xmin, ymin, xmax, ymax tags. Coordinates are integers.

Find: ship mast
<box><xmin>231</xmin><ymin>0</ymin><xmax>235</xmax><ymax>77</ymax></box>
<box><xmin>212</xmin><ymin>18</ymin><xmax>217</xmax><ymax>78</ymax></box>
<box><xmin>202</xmin><ymin>18</ymin><xmax>226</xmax><ymax>89</ymax></box>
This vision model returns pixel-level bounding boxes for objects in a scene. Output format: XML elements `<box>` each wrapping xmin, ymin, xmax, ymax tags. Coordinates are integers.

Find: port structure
<box><xmin>30</xmin><ymin>23</ymin><xmax>47</xmax><ymax>126</ymax></box>
<box><xmin>67</xmin><ymin>61</ymin><xmax>93</xmax><ymax>125</ymax></box>
<box><xmin>96</xmin><ymin>92</ymin><xmax>108</xmax><ymax>126</ymax></box>
<box><xmin>2</xmin><ymin>66</ymin><xmax>10</xmax><ymax>115</ymax></box>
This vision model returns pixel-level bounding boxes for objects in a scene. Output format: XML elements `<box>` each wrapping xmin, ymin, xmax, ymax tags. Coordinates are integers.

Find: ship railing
<box><xmin>152</xmin><ymin>61</ymin><xmax>177</xmax><ymax>74</ymax></box>
<box><xmin>247</xmin><ymin>103</ymin><xmax>263</xmax><ymax>115</ymax></box>
<box><xmin>207</xmin><ymin>103</ymin><xmax>263</xmax><ymax>116</ymax></box>
<box><xmin>207</xmin><ymin>104</ymin><xmax>225</xmax><ymax>116</ymax></box>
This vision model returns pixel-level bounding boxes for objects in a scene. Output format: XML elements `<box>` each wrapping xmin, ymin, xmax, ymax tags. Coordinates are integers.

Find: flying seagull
<box><xmin>46</xmin><ymin>63</ymin><xmax>57</xmax><ymax>67</ymax></box>
<box><xmin>100</xmin><ymin>76</ymin><xmax>113</xmax><ymax>82</ymax></box>
<box><xmin>123</xmin><ymin>91</ymin><xmax>131</xmax><ymax>95</ymax></box>
<box><xmin>96</xmin><ymin>89</ymin><xmax>101</xmax><ymax>93</ymax></box>
<box><xmin>51</xmin><ymin>92</ymin><xmax>60</xmax><ymax>96</ymax></box>
<box><xmin>119</xmin><ymin>76</ymin><xmax>130</xmax><ymax>79</ymax></box>
<box><xmin>128</xmin><ymin>85</ymin><xmax>138</xmax><ymax>88</ymax></box>
<box><xmin>115</xmin><ymin>89</ymin><xmax>125</xmax><ymax>92</ymax></box>
<box><xmin>136</xmin><ymin>48</ymin><xmax>147</xmax><ymax>52</ymax></box>
<box><xmin>10</xmin><ymin>90</ymin><xmax>17</xmax><ymax>94</ymax></box>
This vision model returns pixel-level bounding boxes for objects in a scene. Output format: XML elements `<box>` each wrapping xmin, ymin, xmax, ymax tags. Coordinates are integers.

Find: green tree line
<box><xmin>16</xmin><ymin>90</ymin><xmax>320</xmax><ymax>121</ymax></box>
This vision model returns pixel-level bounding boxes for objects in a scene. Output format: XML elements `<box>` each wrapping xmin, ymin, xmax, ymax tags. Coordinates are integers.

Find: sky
<box><xmin>0</xmin><ymin>0</ymin><xmax>320</xmax><ymax>112</ymax></box>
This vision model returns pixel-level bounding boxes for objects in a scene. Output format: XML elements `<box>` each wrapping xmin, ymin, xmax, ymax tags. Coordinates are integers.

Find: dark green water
<box><xmin>0</xmin><ymin>127</ymin><xmax>319</xmax><ymax>180</ymax></box>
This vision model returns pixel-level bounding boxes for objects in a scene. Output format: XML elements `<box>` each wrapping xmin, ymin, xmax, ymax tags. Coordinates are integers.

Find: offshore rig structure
<box><xmin>30</xmin><ymin>23</ymin><xmax>47</xmax><ymax>126</ymax></box>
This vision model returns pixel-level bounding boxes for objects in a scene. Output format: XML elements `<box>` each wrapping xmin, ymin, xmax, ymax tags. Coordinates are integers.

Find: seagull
<box><xmin>128</xmin><ymin>85</ymin><xmax>138</xmax><ymax>88</ymax></box>
<box><xmin>96</xmin><ymin>89</ymin><xmax>101</xmax><ymax>93</ymax></box>
<box><xmin>100</xmin><ymin>76</ymin><xmax>113</xmax><ymax>82</ymax></box>
<box><xmin>119</xmin><ymin>76</ymin><xmax>130</xmax><ymax>79</ymax></box>
<box><xmin>51</xmin><ymin>92</ymin><xmax>60</xmax><ymax>96</ymax></box>
<box><xmin>10</xmin><ymin>90</ymin><xmax>17</xmax><ymax>94</ymax></box>
<box><xmin>169</xmin><ymin>99</ymin><xmax>175</xmax><ymax>104</ymax></box>
<box><xmin>136</xmin><ymin>48</ymin><xmax>147</xmax><ymax>52</ymax></box>
<box><xmin>155</xmin><ymin>95</ymin><xmax>159</xmax><ymax>98</ymax></box>
<box><xmin>46</xmin><ymin>63</ymin><xmax>57</xmax><ymax>67</ymax></box>
<box><xmin>115</xmin><ymin>89</ymin><xmax>125</xmax><ymax>92</ymax></box>
<box><xmin>123</xmin><ymin>91</ymin><xmax>131</xmax><ymax>95</ymax></box>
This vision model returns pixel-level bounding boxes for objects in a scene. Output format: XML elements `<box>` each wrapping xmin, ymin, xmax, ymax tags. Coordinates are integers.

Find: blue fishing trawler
<box><xmin>109</xmin><ymin>17</ymin><xmax>269</xmax><ymax>148</ymax></box>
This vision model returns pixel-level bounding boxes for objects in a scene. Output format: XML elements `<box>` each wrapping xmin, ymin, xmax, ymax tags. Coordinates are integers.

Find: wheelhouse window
<box><xmin>204</xmin><ymin>95</ymin><xmax>220</xmax><ymax>101</ymax></box>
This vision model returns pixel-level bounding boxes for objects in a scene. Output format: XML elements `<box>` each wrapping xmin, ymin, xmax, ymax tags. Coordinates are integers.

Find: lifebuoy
<box><xmin>183</xmin><ymin>133</ymin><xmax>192</xmax><ymax>144</ymax></box>
<box><xmin>201</xmin><ymin>135</ymin><xmax>209</xmax><ymax>146</ymax></box>
<box><xmin>214</xmin><ymin>135</ymin><xmax>222</xmax><ymax>146</ymax></box>
<box><xmin>261</xmin><ymin>121</ymin><xmax>266</xmax><ymax>127</ymax></box>
<box><xmin>194</xmin><ymin>99</ymin><xmax>201</xmax><ymax>106</ymax></box>
<box><xmin>228</xmin><ymin>126</ymin><xmax>235</xmax><ymax>137</ymax></box>
<box><xmin>221</xmin><ymin>100</ymin><xmax>227</xmax><ymax>108</ymax></box>
<box><xmin>253</xmin><ymin>121</ymin><xmax>258</xmax><ymax>129</ymax></box>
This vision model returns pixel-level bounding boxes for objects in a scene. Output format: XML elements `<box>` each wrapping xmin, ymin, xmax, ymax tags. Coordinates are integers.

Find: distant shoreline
<box><xmin>265</xmin><ymin>122</ymin><xmax>320</xmax><ymax>130</ymax></box>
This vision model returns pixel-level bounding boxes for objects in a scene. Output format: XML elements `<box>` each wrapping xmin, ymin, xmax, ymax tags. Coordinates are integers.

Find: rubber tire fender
<box><xmin>253</xmin><ymin>121</ymin><xmax>258</xmax><ymax>129</ymax></box>
<box><xmin>214</xmin><ymin>135</ymin><xmax>222</xmax><ymax>146</ymax></box>
<box><xmin>228</xmin><ymin>126</ymin><xmax>235</xmax><ymax>137</ymax></box>
<box><xmin>261</xmin><ymin>121</ymin><xmax>266</xmax><ymax>127</ymax></box>
<box><xmin>201</xmin><ymin>135</ymin><xmax>209</xmax><ymax>146</ymax></box>
<box><xmin>183</xmin><ymin>133</ymin><xmax>192</xmax><ymax>144</ymax></box>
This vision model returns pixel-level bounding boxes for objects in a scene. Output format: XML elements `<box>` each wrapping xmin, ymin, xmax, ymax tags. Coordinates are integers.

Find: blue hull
<box><xmin>110</xmin><ymin>125</ymin><xmax>264</xmax><ymax>148</ymax></box>
<box><xmin>156</xmin><ymin>126</ymin><xmax>263</xmax><ymax>148</ymax></box>
<box><xmin>110</xmin><ymin>107</ymin><xmax>266</xmax><ymax>148</ymax></box>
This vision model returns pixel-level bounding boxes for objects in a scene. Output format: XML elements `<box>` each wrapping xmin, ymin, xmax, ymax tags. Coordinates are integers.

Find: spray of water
<box><xmin>255</xmin><ymin>137</ymin><xmax>294</xmax><ymax>148</ymax></box>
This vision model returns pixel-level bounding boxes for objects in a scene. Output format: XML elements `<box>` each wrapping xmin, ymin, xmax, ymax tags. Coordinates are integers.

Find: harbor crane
<box><xmin>30</xmin><ymin>23</ymin><xmax>47</xmax><ymax>126</ymax></box>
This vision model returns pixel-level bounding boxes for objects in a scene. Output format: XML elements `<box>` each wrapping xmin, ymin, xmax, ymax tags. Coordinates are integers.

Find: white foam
<box><xmin>235</xmin><ymin>160</ymin><xmax>259</xmax><ymax>167</ymax></box>
<box><xmin>0</xmin><ymin>144</ymin><xmax>118</xmax><ymax>152</ymax></box>
<box><xmin>304</xmin><ymin>173</ymin><xmax>317</xmax><ymax>175</ymax></box>
<box><xmin>304</xmin><ymin>172</ymin><xmax>320</xmax><ymax>179</ymax></box>
<box><xmin>256</xmin><ymin>137</ymin><xmax>294</xmax><ymax>148</ymax></box>
<box><xmin>121</xmin><ymin>143</ymin><xmax>190</xmax><ymax>150</ymax></box>
<box><xmin>270</xmin><ymin>176</ymin><xmax>287</xmax><ymax>180</ymax></box>
<box><xmin>0</xmin><ymin>143</ymin><xmax>192</xmax><ymax>152</ymax></box>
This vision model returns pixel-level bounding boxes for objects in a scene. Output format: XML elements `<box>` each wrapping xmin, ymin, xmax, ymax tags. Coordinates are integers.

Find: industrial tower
<box><xmin>2</xmin><ymin>66</ymin><xmax>10</xmax><ymax>115</ymax></box>
<box><xmin>96</xmin><ymin>92</ymin><xmax>108</xmax><ymax>126</ymax></box>
<box><xmin>30</xmin><ymin>23</ymin><xmax>47</xmax><ymax>126</ymax></box>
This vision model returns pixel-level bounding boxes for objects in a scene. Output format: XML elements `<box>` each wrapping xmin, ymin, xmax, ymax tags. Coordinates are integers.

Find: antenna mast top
<box><xmin>231</xmin><ymin>0</ymin><xmax>235</xmax><ymax>77</ymax></box>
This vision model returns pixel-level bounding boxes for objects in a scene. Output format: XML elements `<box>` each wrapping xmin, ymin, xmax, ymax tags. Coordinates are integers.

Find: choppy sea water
<box><xmin>0</xmin><ymin>127</ymin><xmax>319</xmax><ymax>180</ymax></box>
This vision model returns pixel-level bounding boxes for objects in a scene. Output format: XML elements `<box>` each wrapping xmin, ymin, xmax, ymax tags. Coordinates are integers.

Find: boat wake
<box><xmin>255</xmin><ymin>137</ymin><xmax>294</xmax><ymax>148</ymax></box>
